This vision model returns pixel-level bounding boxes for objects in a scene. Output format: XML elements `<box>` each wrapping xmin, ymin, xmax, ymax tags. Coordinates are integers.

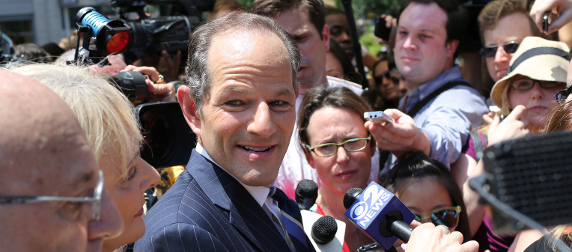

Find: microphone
<box><xmin>311</xmin><ymin>216</ymin><xmax>338</xmax><ymax>244</ymax></box>
<box><xmin>344</xmin><ymin>182</ymin><xmax>415</xmax><ymax>250</ymax></box>
<box><xmin>295</xmin><ymin>179</ymin><xmax>318</xmax><ymax>210</ymax></box>
<box><xmin>301</xmin><ymin>210</ymin><xmax>346</xmax><ymax>252</ymax></box>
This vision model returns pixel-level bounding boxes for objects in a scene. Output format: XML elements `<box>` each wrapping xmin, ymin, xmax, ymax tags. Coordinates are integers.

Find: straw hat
<box><xmin>490</xmin><ymin>36</ymin><xmax>570</xmax><ymax>114</ymax></box>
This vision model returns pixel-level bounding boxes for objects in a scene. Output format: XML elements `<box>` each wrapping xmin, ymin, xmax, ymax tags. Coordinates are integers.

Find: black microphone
<box><xmin>311</xmin><ymin>216</ymin><xmax>338</xmax><ymax>244</ymax></box>
<box><xmin>344</xmin><ymin>182</ymin><xmax>415</xmax><ymax>250</ymax></box>
<box><xmin>295</xmin><ymin>179</ymin><xmax>318</xmax><ymax>210</ymax></box>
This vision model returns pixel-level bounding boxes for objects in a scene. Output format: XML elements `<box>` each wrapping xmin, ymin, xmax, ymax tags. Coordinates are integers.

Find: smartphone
<box><xmin>364</xmin><ymin>111</ymin><xmax>394</xmax><ymax>124</ymax></box>
<box><xmin>543</xmin><ymin>11</ymin><xmax>551</xmax><ymax>32</ymax></box>
<box><xmin>374</xmin><ymin>17</ymin><xmax>391</xmax><ymax>41</ymax></box>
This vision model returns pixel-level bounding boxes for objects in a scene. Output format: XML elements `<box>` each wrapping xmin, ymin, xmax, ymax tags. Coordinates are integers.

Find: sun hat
<box><xmin>490</xmin><ymin>36</ymin><xmax>570</xmax><ymax>114</ymax></box>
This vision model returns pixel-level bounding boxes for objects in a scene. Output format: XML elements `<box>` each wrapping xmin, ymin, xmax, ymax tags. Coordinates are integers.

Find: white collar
<box><xmin>195</xmin><ymin>144</ymin><xmax>270</xmax><ymax>207</ymax></box>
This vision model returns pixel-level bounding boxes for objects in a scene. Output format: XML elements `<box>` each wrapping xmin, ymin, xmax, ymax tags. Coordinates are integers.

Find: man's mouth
<box><xmin>240</xmin><ymin>145</ymin><xmax>272</xmax><ymax>152</ymax></box>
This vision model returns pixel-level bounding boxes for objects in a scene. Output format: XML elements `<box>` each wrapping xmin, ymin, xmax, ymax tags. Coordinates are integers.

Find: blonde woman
<box><xmin>12</xmin><ymin>64</ymin><xmax>161</xmax><ymax>252</ymax></box>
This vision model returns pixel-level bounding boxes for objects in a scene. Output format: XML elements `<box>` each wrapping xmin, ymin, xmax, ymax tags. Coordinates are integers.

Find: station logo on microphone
<box><xmin>346</xmin><ymin>182</ymin><xmax>393</xmax><ymax>229</ymax></box>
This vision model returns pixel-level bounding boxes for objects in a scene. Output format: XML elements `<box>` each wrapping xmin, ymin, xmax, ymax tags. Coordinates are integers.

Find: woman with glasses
<box><xmin>489</xmin><ymin>36</ymin><xmax>569</xmax><ymax>133</ymax></box>
<box><xmin>382</xmin><ymin>151</ymin><xmax>472</xmax><ymax>250</ymax></box>
<box><xmin>298</xmin><ymin>86</ymin><xmax>376</xmax><ymax>252</ymax></box>
<box><xmin>12</xmin><ymin>64</ymin><xmax>161</xmax><ymax>252</ymax></box>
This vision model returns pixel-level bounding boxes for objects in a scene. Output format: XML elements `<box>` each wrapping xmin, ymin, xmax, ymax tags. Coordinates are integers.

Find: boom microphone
<box><xmin>295</xmin><ymin>179</ymin><xmax>318</xmax><ymax>210</ymax></box>
<box><xmin>344</xmin><ymin>182</ymin><xmax>415</xmax><ymax>250</ymax></box>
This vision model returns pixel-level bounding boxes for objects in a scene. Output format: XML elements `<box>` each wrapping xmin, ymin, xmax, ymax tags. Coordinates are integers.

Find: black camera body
<box><xmin>127</xmin><ymin>15</ymin><xmax>201</xmax><ymax>56</ymax></box>
<box><xmin>106</xmin><ymin>71</ymin><xmax>148</xmax><ymax>104</ymax></box>
<box><xmin>111</xmin><ymin>0</ymin><xmax>214</xmax><ymax>57</ymax></box>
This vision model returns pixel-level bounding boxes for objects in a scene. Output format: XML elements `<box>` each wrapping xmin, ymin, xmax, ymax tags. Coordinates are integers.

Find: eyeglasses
<box><xmin>0</xmin><ymin>170</ymin><xmax>103</xmax><ymax>220</ymax></box>
<box><xmin>374</xmin><ymin>71</ymin><xmax>401</xmax><ymax>86</ymax></box>
<box><xmin>510</xmin><ymin>77</ymin><xmax>564</xmax><ymax>91</ymax></box>
<box><xmin>413</xmin><ymin>206</ymin><xmax>461</xmax><ymax>230</ymax></box>
<box><xmin>479</xmin><ymin>41</ymin><xmax>520</xmax><ymax>58</ymax></box>
<box><xmin>554</xmin><ymin>86</ymin><xmax>572</xmax><ymax>104</ymax></box>
<box><xmin>306</xmin><ymin>135</ymin><xmax>371</xmax><ymax>157</ymax></box>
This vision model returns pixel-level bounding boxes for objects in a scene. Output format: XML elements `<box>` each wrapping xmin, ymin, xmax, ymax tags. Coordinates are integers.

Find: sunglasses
<box><xmin>479</xmin><ymin>41</ymin><xmax>520</xmax><ymax>58</ymax></box>
<box><xmin>374</xmin><ymin>71</ymin><xmax>401</xmax><ymax>86</ymax></box>
<box><xmin>412</xmin><ymin>206</ymin><xmax>461</xmax><ymax>230</ymax></box>
<box><xmin>555</xmin><ymin>86</ymin><xmax>572</xmax><ymax>104</ymax></box>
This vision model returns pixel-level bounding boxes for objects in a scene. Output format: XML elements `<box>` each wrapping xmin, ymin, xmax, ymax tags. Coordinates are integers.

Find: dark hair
<box><xmin>185</xmin><ymin>11</ymin><xmax>300</xmax><ymax>115</ymax></box>
<box><xmin>207</xmin><ymin>0</ymin><xmax>244</xmax><ymax>21</ymax></box>
<box><xmin>250</xmin><ymin>0</ymin><xmax>326</xmax><ymax>39</ymax></box>
<box><xmin>298</xmin><ymin>86</ymin><xmax>372</xmax><ymax>150</ymax></box>
<box><xmin>398</xmin><ymin>0</ymin><xmax>468</xmax><ymax>58</ymax></box>
<box><xmin>13</xmin><ymin>43</ymin><xmax>51</xmax><ymax>63</ymax></box>
<box><xmin>324</xmin><ymin>7</ymin><xmax>345</xmax><ymax>17</ymax></box>
<box><xmin>328</xmin><ymin>40</ymin><xmax>361</xmax><ymax>83</ymax></box>
<box><xmin>372</xmin><ymin>57</ymin><xmax>388</xmax><ymax>77</ymax></box>
<box><xmin>382</xmin><ymin>151</ymin><xmax>471</xmax><ymax>242</ymax></box>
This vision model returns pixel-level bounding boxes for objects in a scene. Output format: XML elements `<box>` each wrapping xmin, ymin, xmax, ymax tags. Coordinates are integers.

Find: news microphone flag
<box><xmin>344</xmin><ymin>181</ymin><xmax>415</xmax><ymax>249</ymax></box>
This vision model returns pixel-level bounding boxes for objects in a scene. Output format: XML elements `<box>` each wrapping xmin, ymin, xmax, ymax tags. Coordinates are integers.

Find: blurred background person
<box><xmin>298</xmin><ymin>86</ymin><xmax>376</xmax><ymax>252</ymax></box>
<box><xmin>478</xmin><ymin>0</ymin><xmax>545</xmax><ymax>101</ymax></box>
<box><xmin>207</xmin><ymin>0</ymin><xmax>244</xmax><ymax>21</ymax></box>
<box><xmin>12</xmin><ymin>64</ymin><xmax>161</xmax><ymax>252</ymax></box>
<box><xmin>326</xmin><ymin>39</ymin><xmax>362</xmax><ymax>84</ymax></box>
<box><xmin>371</xmin><ymin>57</ymin><xmax>406</xmax><ymax>111</ymax></box>
<box><xmin>324</xmin><ymin>7</ymin><xmax>378</xmax><ymax>73</ymax></box>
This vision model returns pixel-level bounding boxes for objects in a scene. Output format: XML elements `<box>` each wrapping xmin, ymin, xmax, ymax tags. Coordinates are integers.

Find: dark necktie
<box><xmin>268</xmin><ymin>186</ymin><xmax>314</xmax><ymax>252</ymax></box>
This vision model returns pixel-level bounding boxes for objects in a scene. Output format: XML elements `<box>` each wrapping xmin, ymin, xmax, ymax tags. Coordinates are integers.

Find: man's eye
<box><xmin>271</xmin><ymin>100</ymin><xmax>287</xmax><ymax>106</ymax></box>
<box><xmin>225</xmin><ymin>100</ymin><xmax>243</xmax><ymax>106</ymax></box>
<box><xmin>63</xmin><ymin>201</ymin><xmax>86</xmax><ymax>220</ymax></box>
<box><xmin>295</xmin><ymin>36</ymin><xmax>309</xmax><ymax>43</ymax></box>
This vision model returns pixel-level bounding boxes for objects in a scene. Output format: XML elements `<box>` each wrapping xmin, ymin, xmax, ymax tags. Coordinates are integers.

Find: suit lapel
<box><xmin>187</xmin><ymin>150</ymin><xmax>291</xmax><ymax>252</ymax></box>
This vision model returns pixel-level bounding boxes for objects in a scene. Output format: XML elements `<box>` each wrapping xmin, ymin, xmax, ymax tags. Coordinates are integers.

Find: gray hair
<box><xmin>186</xmin><ymin>11</ymin><xmax>300</xmax><ymax>115</ymax></box>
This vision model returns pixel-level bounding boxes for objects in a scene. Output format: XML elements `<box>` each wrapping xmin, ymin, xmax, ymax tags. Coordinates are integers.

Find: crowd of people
<box><xmin>2</xmin><ymin>0</ymin><xmax>572</xmax><ymax>251</ymax></box>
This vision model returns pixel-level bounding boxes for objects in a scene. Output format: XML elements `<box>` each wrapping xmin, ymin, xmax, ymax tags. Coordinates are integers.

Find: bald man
<box><xmin>0</xmin><ymin>69</ymin><xmax>123</xmax><ymax>252</ymax></box>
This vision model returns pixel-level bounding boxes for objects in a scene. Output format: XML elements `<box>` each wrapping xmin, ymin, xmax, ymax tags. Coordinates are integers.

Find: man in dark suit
<box><xmin>134</xmin><ymin>12</ymin><xmax>315</xmax><ymax>251</ymax></box>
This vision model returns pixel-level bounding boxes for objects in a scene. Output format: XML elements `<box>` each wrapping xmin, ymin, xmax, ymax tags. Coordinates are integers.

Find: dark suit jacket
<box><xmin>135</xmin><ymin>149</ymin><xmax>299</xmax><ymax>252</ymax></box>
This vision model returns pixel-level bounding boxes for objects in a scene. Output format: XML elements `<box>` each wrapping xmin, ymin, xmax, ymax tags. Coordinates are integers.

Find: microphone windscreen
<box><xmin>311</xmin><ymin>216</ymin><xmax>338</xmax><ymax>244</ymax></box>
<box><xmin>296</xmin><ymin>179</ymin><xmax>318</xmax><ymax>200</ymax></box>
<box><xmin>481</xmin><ymin>131</ymin><xmax>572</xmax><ymax>234</ymax></box>
<box><xmin>296</xmin><ymin>179</ymin><xmax>319</xmax><ymax>210</ymax></box>
<box><xmin>343</xmin><ymin>188</ymin><xmax>363</xmax><ymax>210</ymax></box>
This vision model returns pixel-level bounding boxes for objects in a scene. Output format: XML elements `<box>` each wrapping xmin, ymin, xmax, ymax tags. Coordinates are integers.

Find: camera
<box><xmin>105</xmin><ymin>71</ymin><xmax>148</xmax><ymax>104</ymax></box>
<box><xmin>111</xmin><ymin>0</ymin><xmax>215</xmax><ymax>57</ymax></box>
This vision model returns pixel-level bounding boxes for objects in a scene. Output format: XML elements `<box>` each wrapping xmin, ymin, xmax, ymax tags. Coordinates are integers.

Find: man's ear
<box><xmin>178</xmin><ymin>85</ymin><xmax>202</xmax><ymax>137</ymax></box>
<box><xmin>322</xmin><ymin>24</ymin><xmax>331</xmax><ymax>51</ymax></box>
<box><xmin>446</xmin><ymin>39</ymin><xmax>460</xmax><ymax>59</ymax></box>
